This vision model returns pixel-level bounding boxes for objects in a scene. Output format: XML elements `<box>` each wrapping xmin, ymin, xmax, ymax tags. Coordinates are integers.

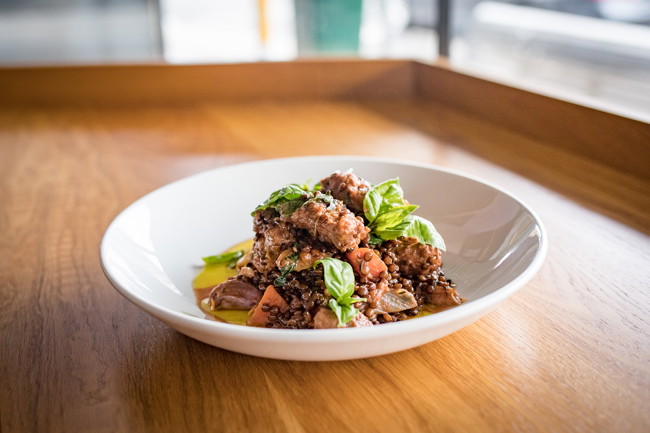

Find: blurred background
<box><xmin>1</xmin><ymin>0</ymin><xmax>649</xmax><ymax>118</ymax></box>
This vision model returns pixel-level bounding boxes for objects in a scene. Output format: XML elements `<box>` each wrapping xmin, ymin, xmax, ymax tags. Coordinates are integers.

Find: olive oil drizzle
<box><xmin>193</xmin><ymin>239</ymin><xmax>253</xmax><ymax>324</ymax></box>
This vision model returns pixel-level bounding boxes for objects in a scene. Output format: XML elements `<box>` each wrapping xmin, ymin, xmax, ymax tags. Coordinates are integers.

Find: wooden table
<box><xmin>1</xmin><ymin>60</ymin><xmax>648</xmax><ymax>433</ymax></box>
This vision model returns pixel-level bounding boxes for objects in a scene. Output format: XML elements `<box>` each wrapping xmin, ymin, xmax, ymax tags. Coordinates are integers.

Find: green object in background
<box><xmin>295</xmin><ymin>0</ymin><xmax>363</xmax><ymax>56</ymax></box>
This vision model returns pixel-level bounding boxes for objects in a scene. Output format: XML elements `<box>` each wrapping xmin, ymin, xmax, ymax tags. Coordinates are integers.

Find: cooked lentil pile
<box><xmin>207</xmin><ymin>171</ymin><xmax>462</xmax><ymax>328</ymax></box>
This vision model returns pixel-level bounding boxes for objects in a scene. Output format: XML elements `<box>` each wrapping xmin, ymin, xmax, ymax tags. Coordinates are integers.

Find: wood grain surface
<box><xmin>0</xmin><ymin>59</ymin><xmax>415</xmax><ymax>107</ymax></box>
<box><xmin>0</xmin><ymin>63</ymin><xmax>649</xmax><ymax>433</ymax></box>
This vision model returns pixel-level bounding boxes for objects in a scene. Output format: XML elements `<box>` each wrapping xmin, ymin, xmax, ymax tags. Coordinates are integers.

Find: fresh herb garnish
<box><xmin>202</xmin><ymin>250</ymin><xmax>244</xmax><ymax>267</ymax></box>
<box><xmin>313</xmin><ymin>258</ymin><xmax>366</xmax><ymax>327</ymax></box>
<box><xmin>364</xmin><ymin>179</ymin><xmax>411</xmax><ymax>225</ymax></box>
<box><xmin>274</xmin><ymin>264</ymin><xmax>294</xmax><ymax>287</ymax></box>
<box><xmin>372</xmin><ymin>203</ymin><xmax>419</xmax><ymax>232</ymax></box>
<box><xmin>275</xmin><ymin>199</ymin><xmax>304</xmax><ymax>216</ymax></box>
<box><xmin>401</xmin><ymin>215</ymin><xmax>446</xmax><ymax>249</ymax></box>
<box><xmin>312</xmin><ymin>191</ymin><xmax>333</xmax><ymax>205</ymax></box>
<box><xmin>274</xmin><ymin>253</ymin><xmax>298</xmax><ymax>287</ymax></box>
<box><xmin>363</xmin><ymin>178</ymin><xmax>446</xmax><ymax>250</ymax></box>
<box><xmin>298</xmin><ymin>180</ymin><xmax>322</xmax><ymax>192</ymax></box>
<box><xmin>253</xmin><ymin>182</ymin><xmax>334</xmax><ymax>216</ymax></box>
<box><xmin>368</xmin><ymin>233</ymin><xmax>384</xmax><ymax>246</ymax></box>
<box><xmin>252</xmin><ymin>184</ymin><xmax>306</xmax><ymax>215</ymax></box>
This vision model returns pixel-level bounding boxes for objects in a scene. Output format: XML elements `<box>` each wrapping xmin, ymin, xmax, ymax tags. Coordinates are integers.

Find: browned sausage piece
<box><xmin>288</xmin><ymin>200</ymin><xmax>369</xmax><ymax>251</ymax></box>
<box><xmin>426</xmin><ymin>285</ymin><xmax>462</xmax><ymax>306</ymax></box>
<box><xmin>319</xmin><ymin>171</ymin><xmax>370</xmax><ymax>214</ymax></box>
<box><xmin>390</xmin><ymin>239</ymin><xmax>442</xmax><ymax>276</ymax></box>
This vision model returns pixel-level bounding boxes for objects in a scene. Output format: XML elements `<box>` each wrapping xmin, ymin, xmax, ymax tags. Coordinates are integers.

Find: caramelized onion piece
<box><xmin>209</xmin><ymin>279</ymin><xmax>261</xmax><ymax>310</ymax></box>
<box><xmin>376</xmin><ymin>289</ymin><xmax>418</xmax><ymax>313</ymax></box>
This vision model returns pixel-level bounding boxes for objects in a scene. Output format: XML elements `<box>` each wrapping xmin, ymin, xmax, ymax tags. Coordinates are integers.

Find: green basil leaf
<box><xmin>368</xmin><ymin>233</ymin><xmax>384</xmax><ymax>245</ymax></box>
<box><xmin>252</xmin><ymin>184</ymin><xmax>306</xmax><ymax>215</ymax></box>
<box><xmin>363</xmin><ymin>178</ymin><xmax>404</xmax><ymax>224</ymax></box>
<box><xmin>374</xmin><ymin>219</ymin><xmax>412</xmax><ymax>240</ymax></box>
<box><xmin>328</xmin><ymin>299</ymin><xmax>343</xmax><ymax>327</ymax></box>
<box><xmin>276</xmin><ymin>199</ymin><xmax>304</xmax><ymax>216</ymax></box>
<box><xmin>403</xmin><ymin>215</ymin><xmax>446</xmax><ymax>251</ymax></box>
<box><xmin>313</xmin><ymin>257</ymin><xmax>355</xmax><ymax>300</ymax></box>
<box><xmin>253</xmin><ymin>182</ymin><xmax>335</xmax><ymax>216</ymax></box>
<box><xmin>315</xmin><ymin>258</ymin><xmax>367</xmax><ymax>327</ymax></box>
<box><xmin>375</xmin><ymin>216</ymin><xmax>446</xmax><ymax>251</ymax></box>
<box><xmin>202</xmin><ymin>250</ymin><xmax>244</xmax><ymax>265</ymax></box>
<box><xmin>362</xmin><ymin>177</ymin><xmax>447</xmax><ymax>251</ymax></box>
<box><xmin>372</xmin><ymin>204</ymin><xmax>419</xmax><ymax>231</ymax></box>
<box><xmin>328</xmin><ymin>299</ymin><xmax>359</xmax><ymax>328</ymax></box>
<box><xmin>337</xmin><ymin>296</ymin><xmax>366</xmax><ymax>306</ymax></box>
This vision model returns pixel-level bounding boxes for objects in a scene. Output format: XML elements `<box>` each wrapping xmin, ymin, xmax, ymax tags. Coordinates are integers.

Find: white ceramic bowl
<box><xmin>100</xmin><ymin>156</ymin><xmax>547</xmax><ymax>361</ymax></box>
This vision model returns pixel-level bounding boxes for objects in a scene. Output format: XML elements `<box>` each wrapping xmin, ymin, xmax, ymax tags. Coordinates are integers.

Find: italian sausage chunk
<box><xmin>320</xmin><ymin>172</ymin><xmax>370</xmax><ymax>214</ymax></box>
<box><xmin>288</xmin><ymin>200</ymin><xmax>369</xmax><ymax>251</ymax></box>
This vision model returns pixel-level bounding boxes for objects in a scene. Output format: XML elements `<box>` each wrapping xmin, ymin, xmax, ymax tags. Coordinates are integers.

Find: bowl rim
<box><xmin>100</xmin><ymin>155</ymin><xmax>548</xmax><ymax>342</ymax></box>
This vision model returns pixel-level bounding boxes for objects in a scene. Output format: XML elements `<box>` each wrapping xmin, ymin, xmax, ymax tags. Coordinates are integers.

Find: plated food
<box><xmin>100</xmin><ymin>156</ymin><xmax>546</xmax><ymax>360</ymax></box>
<box><xmin>195</xmin><ymin>171</ymin><xmax>463</xmax><ymax>329</ymax></box>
